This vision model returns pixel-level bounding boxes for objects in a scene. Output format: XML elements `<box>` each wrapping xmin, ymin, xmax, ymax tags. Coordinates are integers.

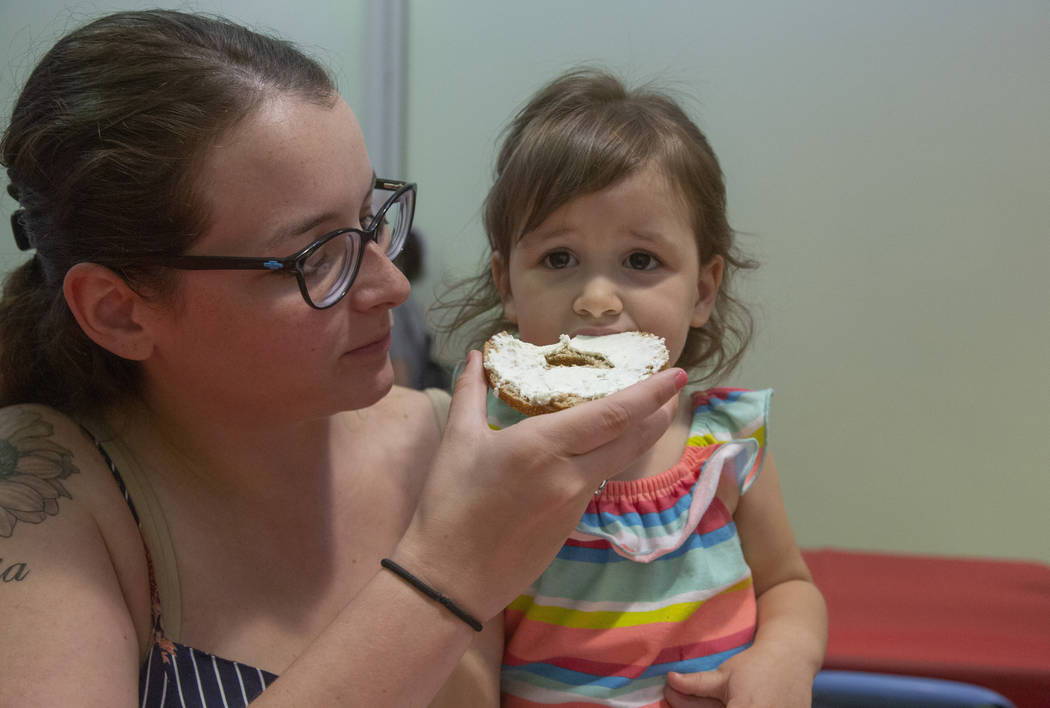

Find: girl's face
<box><xmin>493</xmin><ymin>163</ymin><xmax>722</xmax><ymax>366</ymax></box>
<box><xmin>142</xmin><ymin>95</ymin><xmax>410</xmax><ymax>422</ymax></box>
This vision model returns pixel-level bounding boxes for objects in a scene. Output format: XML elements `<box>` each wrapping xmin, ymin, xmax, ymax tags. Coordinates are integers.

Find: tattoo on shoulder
<box><xmin>0</xmin><ymin>558</ymin><xmax>29</xmax><ymax>582</ymax></box>
<box><xmin>0</xmin><ymin>408</ymin><xmax>80</xmax><ymax>539</ymax></box>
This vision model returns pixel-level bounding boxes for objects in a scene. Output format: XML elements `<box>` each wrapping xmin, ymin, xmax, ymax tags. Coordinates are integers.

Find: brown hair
<box><xmin>437</xmin><ymin>68</ymin><xmax>756</xmax><ymax>383</ymax></box>
<box><xmin>0</xmin><ymin>10</ymin><xmax>335</xmax><ymax>415</ymax></box>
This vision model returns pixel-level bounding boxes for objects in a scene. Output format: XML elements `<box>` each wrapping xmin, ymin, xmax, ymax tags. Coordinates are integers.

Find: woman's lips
<box><xmin>347</xmin><ymin>331</ymin><xmax>392</xmax><ymax>356</ymax></box>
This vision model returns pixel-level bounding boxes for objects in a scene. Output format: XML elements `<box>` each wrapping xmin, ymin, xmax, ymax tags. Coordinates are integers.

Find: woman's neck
<box><xmin>105</xmin><ymin>392</ymin><xmax>341</xmax><ymax>504</ymax></box>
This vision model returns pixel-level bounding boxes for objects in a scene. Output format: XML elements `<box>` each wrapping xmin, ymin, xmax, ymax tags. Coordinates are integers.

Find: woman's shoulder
<box><xmin>0</xmin><ymin>403</ymin><xmax>106</xmax><ymax>493</ymax></box>
<box><xmin>1</xmin><ymin>401</ymin><xmax>84</xmax><ymax>438</ymax></box>
<box><xmin>0</xmin><ymin>402</ymin><xmax>144</xmax><ymax>540</ymax></box>
<box><xmin>0</xmin><ymin>402</ymin><xmax>151</xmax><ymax>695</ymax></box>
<box><xmin>350</xmin><ymin>385</ymin><xmax>450</xmax><ymax>440</ymax></box>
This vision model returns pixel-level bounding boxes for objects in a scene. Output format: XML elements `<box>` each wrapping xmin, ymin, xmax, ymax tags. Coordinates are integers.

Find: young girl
<box><xmin>444</xmin><ymin>68</ymin><xmax>827</xmax><ymax>707</ymax></box>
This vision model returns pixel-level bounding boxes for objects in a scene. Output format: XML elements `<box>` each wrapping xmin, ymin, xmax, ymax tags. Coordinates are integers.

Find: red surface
<box><xmin>803</xmin><ymin>548</ymin><xmax>1050</xmax><ymax>708</ymax></box>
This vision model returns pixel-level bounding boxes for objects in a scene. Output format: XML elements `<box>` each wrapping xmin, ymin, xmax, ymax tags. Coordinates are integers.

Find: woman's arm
<box><xmin>664</xmin><ymin>454</ymin><xmax>827</xmax><ymax>707</ymax></box>
<box><xmin>428</xmin><ymin>616</ymin><xmax>503</xmax><ymax>707</ymax></box>
<box><xmin>1</xmin><ymin>355</ymin><xmax>682</xmax><ymax>706</ymax></box>
<box><xmin>261</xmin><ymin>353</ymin><xmax>682</xmax><ymax>705</ymax></box>
<box><xmin>0</xmin><ymin>405</ymin><xmax>146</xmax><ymax>707</ymax></box>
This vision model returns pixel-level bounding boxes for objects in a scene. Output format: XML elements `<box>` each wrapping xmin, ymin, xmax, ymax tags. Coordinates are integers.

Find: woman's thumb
<box><xmin>445</xmin><ymin>350</ymin><xmax>488</xmax><ymax>428</ymax></box>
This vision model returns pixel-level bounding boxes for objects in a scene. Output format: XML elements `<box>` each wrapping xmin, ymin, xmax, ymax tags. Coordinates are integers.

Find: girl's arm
<box><xmin>665</xmin><ymin>453</ymin><xmax>827</xmax><ymax>707</ymax></box>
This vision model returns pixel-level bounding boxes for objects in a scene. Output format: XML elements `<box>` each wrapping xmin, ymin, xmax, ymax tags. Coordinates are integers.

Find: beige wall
<box><xmin>404</xmin><ymin>1</ymin><xmax>1049</xmax><ymax>563</ymax></box>
<box><xmin>3</xmin><ymin>2</ymin><xmax>1048</xmax><ymax>563</ymax></box>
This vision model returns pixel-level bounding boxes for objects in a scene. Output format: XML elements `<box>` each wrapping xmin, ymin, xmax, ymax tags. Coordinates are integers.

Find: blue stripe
<box><xmin>504</xmin><ymin>643</ymin><xmax>751</xmax><ymax>688</ymax></box>
<box><xmin>579</xmin><ymin>485</ymin><xmax>696</xmax><ymax>530</ymax></box>
<box><xmin>557</xmin><ymin>521</ymin><xmax>737</xmax><ymax>563</ymax></box>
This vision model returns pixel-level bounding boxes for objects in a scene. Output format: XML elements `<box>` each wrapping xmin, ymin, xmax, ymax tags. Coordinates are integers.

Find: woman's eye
<box><xmin>302</xmin><ymin>250</ymin><xmax>335</xmax><ymax>279</ymax></box>
<box><xmin>360</xmin><ymin>210</ymin><xmax>377</xmax><ymax>230</ymax></box>
<box><xmin>542</xmin><ymin>251</ymin><xmax>576</xmax><ymax>269</ymax></box>
<box><xmin>625</xmin><ymin>252</ymin><xmax>660</xmax><ymax>270</ymax></box>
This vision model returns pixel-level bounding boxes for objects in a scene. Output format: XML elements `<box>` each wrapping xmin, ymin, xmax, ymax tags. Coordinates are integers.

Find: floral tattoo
<box><xmin>0</xmin><ymin>409</ymin><xmax>79</xmax><ymax>538</ymax></box>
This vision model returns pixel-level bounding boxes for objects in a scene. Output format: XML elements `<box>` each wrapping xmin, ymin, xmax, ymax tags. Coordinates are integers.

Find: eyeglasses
<box><xmin>150</xmin><ymin>178</ymin><xmax>415</xmax><ymax>309</ymax></box>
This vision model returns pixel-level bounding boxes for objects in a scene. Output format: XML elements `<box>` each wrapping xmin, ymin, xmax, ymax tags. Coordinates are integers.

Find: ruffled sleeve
<box><xmin>689</xmin><ymin>388</ymin><xmax>771</xmax><ymax>494</ymax></box>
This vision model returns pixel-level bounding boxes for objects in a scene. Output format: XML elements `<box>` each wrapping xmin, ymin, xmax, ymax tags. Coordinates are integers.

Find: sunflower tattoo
<box><xmin>0</xmin><ymin>409</ymin><xmax>79</xmax><ymax>537</ymax></box>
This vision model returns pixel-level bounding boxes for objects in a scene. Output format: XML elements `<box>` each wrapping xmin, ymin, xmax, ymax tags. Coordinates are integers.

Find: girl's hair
<box><xmin>437</xmin><ymin>68</ymin><xmax>756</xmax><ymax>383</ymax></box>
<box><xmin>0</xmin><ymin>10</ymin><xmax>336</xmax><ymax>415</ymax></box>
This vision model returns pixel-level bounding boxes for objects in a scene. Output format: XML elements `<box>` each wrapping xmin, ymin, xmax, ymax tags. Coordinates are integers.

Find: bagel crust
<box><xmin>482</xmin><ymin>331</ymin><xmax>670</xmax><ymax>416</ymax></box>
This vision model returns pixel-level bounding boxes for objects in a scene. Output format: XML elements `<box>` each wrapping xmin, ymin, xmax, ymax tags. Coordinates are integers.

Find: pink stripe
<box><xmin>504</xmin><ymin>580</ymin><xmax>756</xmax><ymax>668</ymax></box>
<box><xmin>691</xmin><ymin>388</ymin><xmax>747</xmax><ymax>408</ymax></box>
<box><xmin>586</xmin><ymin>448</ymin><xmax>717</xmax><ymax>514</ymax></box>
<box><xmin>509</xmin><ymin>625</ymin><xmax>756</xmax><ymax>679</ymax></box>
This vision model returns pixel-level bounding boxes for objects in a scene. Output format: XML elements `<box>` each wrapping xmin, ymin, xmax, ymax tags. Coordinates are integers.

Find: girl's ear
<box><xmin>691</xmin><ymin>255</ymin><xmax>724</xmax><ymax>328</ymax></box>
<box><xmin>63</xmin><ymin>262</ymin><xmax>157</xmax><ymax>362</ymax></box>
<box><xmin>490</xmin><ymin>251</ymin><xmax>518</xmax><ymax>324</ymax></box>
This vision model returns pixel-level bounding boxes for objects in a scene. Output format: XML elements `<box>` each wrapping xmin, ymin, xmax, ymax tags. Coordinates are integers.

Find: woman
<box><xmin>0</xmin><ymin>11</ymin><xmax>684</xmax><ymax>706</ymax></box>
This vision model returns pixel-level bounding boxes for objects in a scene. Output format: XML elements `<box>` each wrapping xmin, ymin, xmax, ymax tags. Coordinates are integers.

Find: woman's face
<box><xmin>142</xmin><ymin>95</ymin><xmax>410</xmax><ymax>422</ymax></box>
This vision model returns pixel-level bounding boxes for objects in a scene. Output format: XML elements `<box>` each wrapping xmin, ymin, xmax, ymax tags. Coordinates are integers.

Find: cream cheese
<box><xmin>484</xmin><ymin>332</ymin><xmax>669</xmax><ymax>405</ymax></box>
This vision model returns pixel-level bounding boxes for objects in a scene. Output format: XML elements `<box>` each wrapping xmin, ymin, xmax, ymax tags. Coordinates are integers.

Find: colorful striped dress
<box><xmin>493</xmin><ymin>388</ymin><xmax>771</xmax><ymax>707</ymax></box>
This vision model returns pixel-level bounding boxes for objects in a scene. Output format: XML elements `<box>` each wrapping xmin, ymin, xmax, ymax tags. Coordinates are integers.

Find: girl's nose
<box><xmin>573</xmin><ymin>276</ymin><xmax>622</xmax><ymax>319</ymax></box>
<box><xmin>345</xmin><ymin>240</ymin><xmax>410</xmax><ymax>312</ymax></box>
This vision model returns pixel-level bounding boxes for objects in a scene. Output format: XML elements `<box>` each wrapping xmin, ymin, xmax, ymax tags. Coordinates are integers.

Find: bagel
<box><xmin>482</xmin><ymin>331</ymin><xmax>670</xmax><ymax>416</ymax></box>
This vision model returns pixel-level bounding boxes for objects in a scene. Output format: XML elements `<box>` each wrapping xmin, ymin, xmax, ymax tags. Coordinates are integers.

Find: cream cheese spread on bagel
<box><xmin>482</xmin><ymin>331</ymin><xmax>670</xmax><ymax>416</ymax></box>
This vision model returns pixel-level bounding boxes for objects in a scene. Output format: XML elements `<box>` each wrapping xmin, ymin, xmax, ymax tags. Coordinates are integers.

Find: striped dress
<box><xmin>493</xmin><ymin>388</ymin><xmax>771</xmax><ymax>707</ymax></box>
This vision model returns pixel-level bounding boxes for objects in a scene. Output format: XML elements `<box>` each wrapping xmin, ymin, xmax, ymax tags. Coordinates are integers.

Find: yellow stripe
<box><xmin>752</xmin><ymin>424</ymin><xmax>766</xmax><ymax>448</ymax></box>
<box><xmin>686</xmin><ymin>432</ymin><xmax>721</xmax><ymax>448</ymax></box>
<box><xmin>510</xmin><ymin>577</ymin><xmax>752</xmax><ymax>629</ymax></box>
<box><xmin>686</xmin><ymin>424</ymin><xmax>765</xmax><ymax>449</ymax></box>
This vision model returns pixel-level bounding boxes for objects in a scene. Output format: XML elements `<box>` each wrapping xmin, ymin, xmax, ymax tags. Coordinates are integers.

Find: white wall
<box><xmin>3</xmin><ymin>2</ymin><xmax>1048</xmax><ymax>563</ymax></box>
<box><xmin>404</xmin><ymin>1</ymin><xmax>1050</xmax><ymax>563</ymax></box>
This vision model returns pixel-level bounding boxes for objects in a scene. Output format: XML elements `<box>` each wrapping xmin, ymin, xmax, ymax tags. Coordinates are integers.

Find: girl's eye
<box><xmin>625</xmin><ymin>251</ymin><xmax>660</xmax><ymax>270</ymax></box>
<box><xmin>542</xmin><ymin>251</ymin><xmax>576</xmax><ymax>269</ymax></box>
<box><xmin>360</xmin><ymin>210</ymin><xmax>377</xmax><ymax>230</ymax></box>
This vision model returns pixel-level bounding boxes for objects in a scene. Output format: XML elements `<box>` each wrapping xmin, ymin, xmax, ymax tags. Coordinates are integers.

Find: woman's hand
<box><xmin>395</xmin><ymin>349</ymin><xmax>685</xmax><ymax>620</ymax></box>
<box><xmin>663</xmin><ymin>644</ymin><xmax>814</xmax><ymax>708</ymax></box>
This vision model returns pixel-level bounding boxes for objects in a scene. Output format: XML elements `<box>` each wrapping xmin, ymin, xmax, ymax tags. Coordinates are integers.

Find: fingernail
<box><xmin>673</xmin><ymin>369</ymin><xmax>688</xmax><ymax>389</ymax></box>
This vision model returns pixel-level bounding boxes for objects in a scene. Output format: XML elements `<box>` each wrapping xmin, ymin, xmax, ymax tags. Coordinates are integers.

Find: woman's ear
<box><xmin>63</xmin><ymin>263</ymin><xmax>156</xmax><ymax>361</ymax></box>
<box><xmin>691</xmin><ymin>255</ymin><xmax>725</xmax><ymax>328</ymax></box>
<box><xmin>490</xmin><ymin>251</ymin><xmax>517</xmax><ymax>324</ymax></box>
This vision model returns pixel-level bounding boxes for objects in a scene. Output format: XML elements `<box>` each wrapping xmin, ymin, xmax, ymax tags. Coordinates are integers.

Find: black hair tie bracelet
<box><xmin>380</xmin><ymin>558</ymin><xmax>483</xmax><ymax>632</ymax></box>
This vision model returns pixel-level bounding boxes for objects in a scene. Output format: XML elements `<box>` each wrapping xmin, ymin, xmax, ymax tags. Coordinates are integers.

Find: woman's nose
<box><xmin>573</xmin><ymin>276</ymin><xmax>622</xmax><ymax>319</ymax></box>
<box><xmin>345</xmin><ymin>240</ymin><xmax>410</xmax><ymax>311</ymax></box>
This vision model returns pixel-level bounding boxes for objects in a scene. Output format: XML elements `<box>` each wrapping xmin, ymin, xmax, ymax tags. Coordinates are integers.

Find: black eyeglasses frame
<box><xmin>147</xmin><ymin>178</ymin><xmax>415</xmax><ymax>309</ymax></box>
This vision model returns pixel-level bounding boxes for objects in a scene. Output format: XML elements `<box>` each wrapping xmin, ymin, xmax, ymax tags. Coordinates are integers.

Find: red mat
<box><xmin>803</xmin><ymin>548</ymin><xmax>1050</xmax><ymax>708</ymax></box>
